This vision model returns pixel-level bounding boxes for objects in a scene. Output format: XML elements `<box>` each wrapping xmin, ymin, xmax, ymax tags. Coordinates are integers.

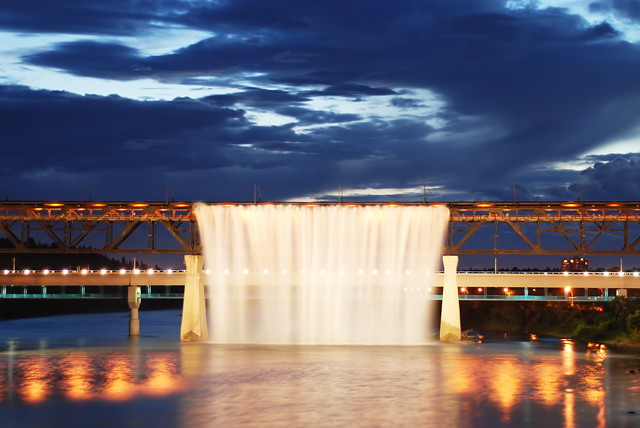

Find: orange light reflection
<box><xmin>143</xmin><ymin>357</ymin><xmax>184</xmax><ymax>396</ymax></box>
<box><xmin>61</xmin><ymin>354</ymin><xmax>93</xmax><ymax>400</ymax></box>
<box><xmin>102</xmin><ymin>355</ymin><xmax>136</xmax><ymax>400</ymax></box>
<box><xmin>16</xmin><ymin>357</ymin><xmax>52</xmax><ymax>403</ymax></box>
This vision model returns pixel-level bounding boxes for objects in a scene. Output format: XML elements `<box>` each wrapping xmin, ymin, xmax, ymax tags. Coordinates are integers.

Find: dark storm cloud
<box><xmin>580</xmin><ymin>154</ymin><xmax>640</xmax><ymax>199</ymax></box>
<box><xmin>273</xmin><ymin>107</ymin><xmax>361</xmax><ymax>125</ymax></box>
<box><xmin>202</xmin><ymin>88</ymin><xmax>309</xmax><ymax>108</ymax></box>
<box><xmin>8</xmin><ymin>0</ymin><xmax>640</xmax><ymax>201</ymax></box>
<box><xmin>0</xmin><ymin>0</ymin><xmax>180</xmax><ymax>36</ymax></box>
<box><xmin>303</xmin><ymin>85</ymin><xmax>397</xmax><ymax>98</ymax></box>
<box><xmin>390</xmin><ymin>98</ymin><xmax>425</xmax><ymax>109</ymax></box>
<box><xmin>0</xmin><ymin>84</ymin><xmax>247</xmax><ymax>174</ymax></box>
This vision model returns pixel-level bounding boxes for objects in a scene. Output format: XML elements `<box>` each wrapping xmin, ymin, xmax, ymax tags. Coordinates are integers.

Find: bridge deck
<box><xmin>0</xmin><ymin>270</ymin><xmax>638</xmax><ymax>287</ymax></box>
<box><xmin>0</xmin><ymin>270</ymin><xmax>635</xmax><ymax>301</ymax></box>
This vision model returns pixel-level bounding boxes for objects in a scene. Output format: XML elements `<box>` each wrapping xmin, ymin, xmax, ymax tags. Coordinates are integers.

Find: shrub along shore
<box><xmin>460</xmin><ymin>298</ymin><xmax>640</xmax><ymax>347</ymax></box>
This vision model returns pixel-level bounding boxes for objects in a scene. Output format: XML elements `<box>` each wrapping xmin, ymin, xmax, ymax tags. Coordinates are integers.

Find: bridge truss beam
<box><xmin>0</xmin><ymin>201</ymin><xmax>639</xmax><ymax>255</ymax></box>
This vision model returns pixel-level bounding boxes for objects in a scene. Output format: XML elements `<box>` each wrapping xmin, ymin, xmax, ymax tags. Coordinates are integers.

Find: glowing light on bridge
<box><xmin>63</xmin><ymin>269</ymin><xmax>69</xmax><ymax>275</ymax></box>
<box><xmin>81</xmin><ymin>269</ymin><xmax>88</xmax><ymax>275</ymax></box>
<box><xmin>167</xmin><ymin>269</ymin><xmax>173</xmax><ymax>274</ymax></box>
<box><xmin>24</xmin><ymin>269</ymin><xmax>30</xmax><ymax>275</ymax></box>
<box><xmin>147</xmin><ymin>269</ymin><xmax>154</xmax><ymax>274</ymax></box>
<box><xmin>101</xmin><ymin>269</ymin><xmax>107</xmax><ymax>275</ymax></box>
<box><xmin>564</xmin><ymin>286</ymin><xmax>571</xmax><ymax>292</ymax></box>
<box><xmin>604</xmin><ymin>272</ymin><xmax>609</xmax><ymax>277</ymax></box>
<box><xmin>43</xmin><ymin>269</ymin><xmax>49</xmax><ymax>275</ymax></box>
<box><xmin>134</xmin><ymin>269</ymin><xmax>140</xmax><ymax>274</ymax></box>
<box><xmin>119</xmin><ymin>269</ymin><xmax>126</xmax><ymax>274</ymax></box>
<box><xmin>619</xmin><ymin>271</ymin><xmax>624</xmax><ymax>277</ymax></box>
<box><xmin>583</xmin><ymin>272</ymin><xmax>589</xmax><ymax>276</ymax></box>
<box><xmin>635</xmin><ymin>272</ymin><xmax>639</xmax><ymax>277</ymax></box>
<box><xmin>3</xmin><ymin>270</ymin><xmax>8</xmax><ymax>275</ymax></box>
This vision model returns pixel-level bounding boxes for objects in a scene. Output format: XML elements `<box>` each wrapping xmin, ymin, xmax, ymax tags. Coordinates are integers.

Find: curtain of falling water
<box><xmin>195</xmin><ymin>204</ymin><xmax>449</xmax><ymax>344</ymax></box>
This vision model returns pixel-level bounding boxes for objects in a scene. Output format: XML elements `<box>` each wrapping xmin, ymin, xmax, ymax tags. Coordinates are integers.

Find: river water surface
<box><xmin>1</xmin><ymin>309</ymin><xmax>640</xmax><ymax>427</ymax></box>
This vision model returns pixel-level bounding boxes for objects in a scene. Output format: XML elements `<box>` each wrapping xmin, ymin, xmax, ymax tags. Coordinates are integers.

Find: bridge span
<box><xmin>1</xmin><ymin>200</ymin><xmax>640</xmax><ymax>255</ymax></box>
<box><xmin>1</xmin><ymin>268</ymin><xmax>637</xmax><ymax>297</ymax></box>
<box><xmin>1</xmin><ymin>260</ymin><xmax>636</xmax><ymax>341</ymax></box>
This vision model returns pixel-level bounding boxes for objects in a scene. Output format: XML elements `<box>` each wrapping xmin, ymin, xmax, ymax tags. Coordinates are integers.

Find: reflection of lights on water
<box><xmin>104</xmin><ymin>356</ymin><xmax>136</xmax><ymax>400</ymax></box>
<box><xmin>530</xmin><ymin>334</ymin><xmax>537</xmax><ymax>341</ymax></box>
<box><xmin>489</xmin><ymin>358</ymin><xmax>522</xmax><ymax>410</ymax></box>
<box><xmin>562</xmin><ymin>339</ymin><xmax>575</xmax><ymax>376</ymax></box>
<box><xmin>16</xmin><ymin>357</ymin><xmax>51</xmax><ymax>403</ymax></box>
<box><xmin>533</xmin><ymin>359</ymin><xmax>563</xmax><ymax>405</ymax></box>
<box><xmin>144</xmin><ymin>358</ymin><xmax>183</xmax><ymax>396</ymax></box>
<box><xmin>61</xmin><ymin>355</ymin><xmax>93</xmax><ymax>400</ymax></box>
<box><xmin>565</xmin><ymin>389</ymin><xmax>575</xmax><ymax>428</ymax></box>
<box><xmin>4</xmin><ymin>353</ymin><xmax>185</xmax><ymax>403</ymax></box>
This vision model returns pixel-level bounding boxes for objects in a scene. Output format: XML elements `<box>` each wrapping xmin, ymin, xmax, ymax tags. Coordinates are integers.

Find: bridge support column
<box><xmin>524</xmin><ymin>287</ymin><xmax>528</xmax><ymax>298</ymax></box>
<box><xmin>440</xmin><ymin>255</ymin><xmax>461</xmax><ymax>342</ymax></box>
<box><xmin>605</xmin><ymin>288</ymin><xmax>609</xmax><ymax>299</ymax></box>
<box><xmin>181</xmin><ymin>255</ymin><xmax>209</xmax><ymax>342</ymax></box>
<box><xmin>128</xmin><ymin>286</ymin><xmax>141</xmax><ymax>336</ymax></box>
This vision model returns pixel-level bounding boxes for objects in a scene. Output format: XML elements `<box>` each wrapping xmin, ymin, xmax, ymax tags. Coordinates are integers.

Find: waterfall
<box><xmin>195</xmin><ymin>204</ymin><xmax>449</xmax><ymax>344</ymax></box>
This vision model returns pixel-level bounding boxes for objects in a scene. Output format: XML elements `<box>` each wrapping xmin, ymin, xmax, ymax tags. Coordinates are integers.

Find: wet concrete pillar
<box><xmin>440</xmin><ymin>255</ymin><xmax>461</xmax><ymax>342</ymax></box>
<box><xmin>128</xmin><ymin>285</ymin><xmax>141</xmax><ymax>336</ymax></box>
<box><xmin>181</xmin><ymin>255</ymin><xmax>209</xmax><ymax>341</ymax></box>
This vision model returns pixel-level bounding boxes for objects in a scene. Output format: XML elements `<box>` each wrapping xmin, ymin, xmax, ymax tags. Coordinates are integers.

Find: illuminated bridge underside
<box><xmin>0</xmin><ymin>272</ymin><xmax>634</xmax><ymax>301</ymax></box>
<box><xmin>1</xmin><ymin>271</ymin><xmax>638</xmax><ymax>288</ymax></box>
<box><xmin>1</xmin><ymin>201</ymin><xmax>640</xmax><ymax>255</ymax></box>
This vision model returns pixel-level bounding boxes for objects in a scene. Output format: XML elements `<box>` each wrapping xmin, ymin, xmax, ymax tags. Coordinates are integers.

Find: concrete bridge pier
<box><xmin>180</xmin><ymin>255</ymin><xmax>209</xmax><ymax>341</ymax></box>
<box><xmin>128</xmin><ymin>285</ymin><xmax>141</xmax><ymax>336</ymax></box>
<box><xmin>440</xmin><ymin>255</ymin><xmax>461</xmax><ymax>342</ymax></box>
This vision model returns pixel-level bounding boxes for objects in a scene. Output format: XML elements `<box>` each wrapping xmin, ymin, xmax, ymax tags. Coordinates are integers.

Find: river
<box><xmin>0</xmin><ymin>309</ymin><xmax>639</xmax><ymax>427</ymax></box>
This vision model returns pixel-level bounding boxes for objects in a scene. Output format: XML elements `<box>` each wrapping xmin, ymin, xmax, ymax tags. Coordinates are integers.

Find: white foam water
<box><xmin>195</xmin><ymin>204</ymin><xmax>449</xmax><ymax>344</ymax></box>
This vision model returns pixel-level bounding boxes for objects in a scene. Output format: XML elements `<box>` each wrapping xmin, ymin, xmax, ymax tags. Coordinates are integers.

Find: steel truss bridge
<box><xmin>0</xmin><ymin>201</ymin><xmax>639</xmax><ymax>256</ymax></box>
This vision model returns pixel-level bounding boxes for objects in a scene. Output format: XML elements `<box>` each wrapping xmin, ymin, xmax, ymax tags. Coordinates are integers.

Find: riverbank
<box><xmin>460</xmin><ymin>298</ymin><xmax>640</xmax><ymax>348</ymax></box>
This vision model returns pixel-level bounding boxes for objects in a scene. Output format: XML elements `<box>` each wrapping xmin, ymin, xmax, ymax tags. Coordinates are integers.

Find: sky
<box><xmin>2</xmin><ymin>0</ymin><xmax>640</xmax><ymax>203</ymax></box>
